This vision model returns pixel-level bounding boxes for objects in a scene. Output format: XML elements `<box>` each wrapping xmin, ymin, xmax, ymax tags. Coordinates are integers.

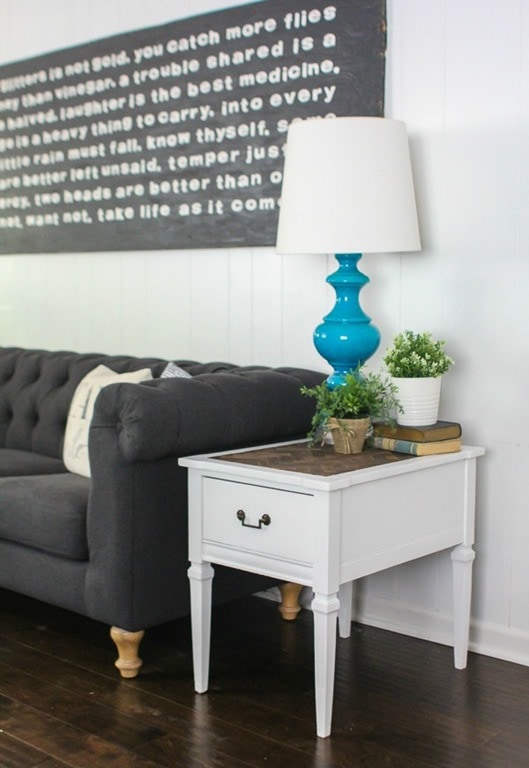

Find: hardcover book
<box><xmin>366</xmin><ymin>436</ymin><xmax>462</xmax><ymax>456</ymax></box>
<box><xmin>372</xmin><ymin>420</ymin><xmax>462</xmax><ymax>443</ymax></box>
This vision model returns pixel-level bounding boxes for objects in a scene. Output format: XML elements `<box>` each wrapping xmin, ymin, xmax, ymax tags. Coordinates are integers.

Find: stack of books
<box><xmin>367</xmin><ymin>420</ymin><xmax>462</xmax><ymax>455</ymax></box>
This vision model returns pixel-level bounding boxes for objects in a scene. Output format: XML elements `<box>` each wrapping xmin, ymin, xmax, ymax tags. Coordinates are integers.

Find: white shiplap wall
<box><xmin>1</xmin><ymin>0</ymin><xmax>529</xmax><ymax>666</ymax></box>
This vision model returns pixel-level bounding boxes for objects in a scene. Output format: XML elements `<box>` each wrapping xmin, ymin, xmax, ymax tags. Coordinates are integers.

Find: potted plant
<box><xmin>301</xmin><ymin>368</ymin><xmax>400</xmax><ymax>454</ymax></box>
<box><xmin>383</xmin><ymin>330</ymin><xmax>454</xmax><ymax>426</ymax></box>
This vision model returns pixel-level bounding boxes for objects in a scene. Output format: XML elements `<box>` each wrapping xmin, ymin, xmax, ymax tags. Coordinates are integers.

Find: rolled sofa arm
<box><xmin>91</xmin><ymin>367</ymin><xmax>325</xmax><ymax>462</ymax></box>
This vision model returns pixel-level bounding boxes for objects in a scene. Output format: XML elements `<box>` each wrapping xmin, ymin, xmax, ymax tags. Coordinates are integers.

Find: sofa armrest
<box><xmin>90</xmin><ymin>367</ymin><xmax>325</xmax><ymax>462</ymax></box>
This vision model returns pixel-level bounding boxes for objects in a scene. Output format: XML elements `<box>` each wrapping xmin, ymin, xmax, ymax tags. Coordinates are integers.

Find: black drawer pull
<box><xmin>236</xmin><ymin>509</ymin><xmax>271</xmax><ymax>529</ymax></box>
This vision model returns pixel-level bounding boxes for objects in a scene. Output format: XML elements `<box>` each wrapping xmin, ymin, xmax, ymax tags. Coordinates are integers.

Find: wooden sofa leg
<box><xmin>110</xmin><ymin>626</ymin><xmax>145</xmax><ymax>678</ymax></box>
<box><xmin>278</xmin><ymin>582</ymin><xmax>303</xmax><ymax>621</ymax></box>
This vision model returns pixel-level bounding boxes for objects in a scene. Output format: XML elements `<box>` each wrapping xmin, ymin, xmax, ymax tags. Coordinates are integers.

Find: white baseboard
<box><xmin>355</xmin><ymin>596</ymin><xmax>529</xmax><ymax>668</ymax></box>
<box><xmin>257</xmin><ymin>588</ymin><xmax>529</xmax><ymax>668</ymax></box>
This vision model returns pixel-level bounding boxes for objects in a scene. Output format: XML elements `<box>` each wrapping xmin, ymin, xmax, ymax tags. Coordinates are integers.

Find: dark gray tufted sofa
<box><xmin>0</xmin><ymin>346</ymin><xmax>324</xmax><ymax>676</ymax></box>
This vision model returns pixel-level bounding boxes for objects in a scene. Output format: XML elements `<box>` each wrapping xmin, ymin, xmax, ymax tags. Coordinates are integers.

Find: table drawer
<box><xmin>202</xmin><ymin>477</ymin><xmax>314</xmax><ymax>563</ymax></box>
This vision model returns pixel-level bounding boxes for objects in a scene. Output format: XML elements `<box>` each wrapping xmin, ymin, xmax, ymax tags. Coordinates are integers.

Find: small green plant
<box><xmin>383</xmin><ymin>331</ymin><xmax>454</xmax><ymax>378</ymax></box>
<box><xmin>301</xmin><ymin>368</ymin><xmax>400</xmax><ymax>446</ymax></box>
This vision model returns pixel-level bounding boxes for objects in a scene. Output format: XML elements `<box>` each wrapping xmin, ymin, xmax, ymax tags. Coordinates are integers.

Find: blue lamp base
<box><xmin>314</xmin><ymin>253</ymin><xmax>381</xmax><ymax>389</ymax></box>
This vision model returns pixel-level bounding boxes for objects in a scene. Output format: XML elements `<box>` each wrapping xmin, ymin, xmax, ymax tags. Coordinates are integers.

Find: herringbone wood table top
<box><xmin>217</xmin><ymin>442</ymin><xmax>413</xmax><ymax>477</ymax></box>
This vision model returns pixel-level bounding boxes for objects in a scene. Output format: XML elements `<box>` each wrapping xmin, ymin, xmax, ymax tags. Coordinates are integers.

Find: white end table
<box><xmin>180</xmin><ymin>441</ymin><xmax>484</xmax><ymax>738</ymax></box>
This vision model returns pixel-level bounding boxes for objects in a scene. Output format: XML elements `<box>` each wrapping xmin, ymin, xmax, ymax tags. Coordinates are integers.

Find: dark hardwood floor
<box><xmin>1</xmin><ymin>588</ymin><xmax>529</xmax><ymax>768</ymax></box>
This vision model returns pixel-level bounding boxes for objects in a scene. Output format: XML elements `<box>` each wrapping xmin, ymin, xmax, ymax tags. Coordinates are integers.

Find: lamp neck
<box><xmin>314</xmin><ymin>252</ymin><xmax>381</xmax><ymax>389</ymax></box>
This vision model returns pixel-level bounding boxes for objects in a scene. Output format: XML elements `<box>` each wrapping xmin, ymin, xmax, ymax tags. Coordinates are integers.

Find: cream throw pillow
<box><xmin>63</xmin><ymin>364</ymin><xmax>152</xmax><ymax>477</ymax></box>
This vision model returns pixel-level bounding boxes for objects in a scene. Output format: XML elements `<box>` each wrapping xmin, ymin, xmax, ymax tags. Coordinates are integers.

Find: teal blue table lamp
<box><xmin>276</xmin><ymin>117</ymin><xmax>421</xmax><ymax>389</ymax></box>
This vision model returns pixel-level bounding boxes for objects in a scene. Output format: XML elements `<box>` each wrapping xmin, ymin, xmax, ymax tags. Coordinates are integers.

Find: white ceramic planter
<box><xmin>392</xmin><ymin>376</ymin><xmax>442</xmax><ymax>426</ymax></box>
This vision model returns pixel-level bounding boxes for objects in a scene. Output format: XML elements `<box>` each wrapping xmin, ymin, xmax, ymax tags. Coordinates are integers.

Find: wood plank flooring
<box><xmin>1</xmin><ymin>588</ymin><xmax>529</xmax><ymax>767</ymax></box>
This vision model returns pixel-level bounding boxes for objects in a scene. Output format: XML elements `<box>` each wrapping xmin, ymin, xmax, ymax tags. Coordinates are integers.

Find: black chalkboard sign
<box><xmin>0</xmin><ymin>0</ymin><xmax>386</xmax><ymax>253</ymax></box>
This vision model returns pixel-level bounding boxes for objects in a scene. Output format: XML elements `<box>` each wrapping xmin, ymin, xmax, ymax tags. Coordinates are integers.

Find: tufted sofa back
<box><xmin>0</xmin><ymin>347</ymin><xmax>176</xmax><ymax>459</ymax></box>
